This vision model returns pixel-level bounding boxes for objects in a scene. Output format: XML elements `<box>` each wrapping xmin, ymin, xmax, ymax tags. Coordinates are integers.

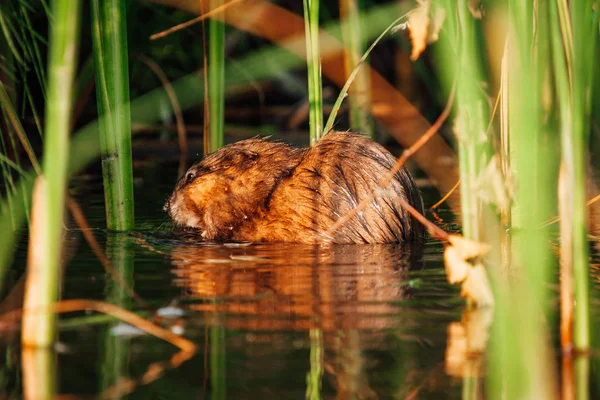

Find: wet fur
<box><xmin>165</xmin><ymin>131</ymin><xmax>424</xmax><ymax>244</ymax></box>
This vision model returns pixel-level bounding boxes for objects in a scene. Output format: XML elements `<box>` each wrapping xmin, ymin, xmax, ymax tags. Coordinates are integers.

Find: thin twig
<box><xmin>71</xmin><ymin>74</ymin><xmax>96</xmax><ymax>131</ymax></box>
<box><xmin>0</xmin><ymin>81</ymin><xmax>42</xmax><ymax>175</ymax></box>
<box><xmin>2</xmin><ymin>299</ymin><xmax>196</xmax><ymax>352</ymax></box>
<box><xmin>430</xmin><ymin>84</ymin><xmax>500</xmax><ymax>211</ymax></box>
<box><xmin>430</xmin><ymin>179</ymin><xmax>461</xmax><ymax>210</ymax></box>
<box><xmin>326</xmin><ymin>82</ymin><xmax>456</xmax><ymax>240</ymax></box>
<box><xmin>66</xmin><ymin>198</ymin><xmax>151</xmax><ymax>310</ymax></box>
<box><xmin>102</xmin><ymin>349</ymin><xmax>195</xmax><ymax>399</ymax></box>
<box><xmin>542</xmin><ymin>193</ymin><xmax>600</xmax><ymax>227</ymax></box>
<box><xmin>137</xmin><ymin>55</ymin><xmax>188</xmax><ymax>177</ymax></box>
<box><xmin>396</xmin><ymin>194</ymin><xmax>450</xmax><ymax>241</ymax></box>
<box><xmin>150</xmin><ymin>0</ymin><xmax>245</xmax><ymax>40</ymax></box>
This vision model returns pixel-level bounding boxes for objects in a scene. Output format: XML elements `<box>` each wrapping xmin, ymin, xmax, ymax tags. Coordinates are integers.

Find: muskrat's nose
<box><xmin>163</xmin><ymin>198</ymin><xmax>170</xmax><ymax>213</ymax></box>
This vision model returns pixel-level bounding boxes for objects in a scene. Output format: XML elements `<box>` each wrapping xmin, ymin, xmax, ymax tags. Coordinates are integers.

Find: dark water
<box><xmin>2</xmin><ymin>162</ymin><xmax>599</xmax><ymax>399</ymax></box>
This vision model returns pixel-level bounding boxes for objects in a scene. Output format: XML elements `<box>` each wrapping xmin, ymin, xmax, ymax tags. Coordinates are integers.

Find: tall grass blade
<box><xmin>21</xmin><ymin>0</ymin><xmax>81</xmax><ymax>347</ymax></box>
<box><xmin>0</xmin><ymin>6</ymin><xmax>25</xmax><ymax>65</ymax></box>
<box><xmin>210</xmin><ymin>325</ymin><xmax>226</xmax><ymax>400</ymax></box>
<box><xmin>324</xmin><ymin>13</ymin><xmax>408</xmax><ymax>136</ymax></box>
<box><xmin>568</xmin><ymin>0</ymin><xmax>596</xmax><ymax>351</ymax></box>
<box><xmin>91</xmin><ymin>0</ymin><xmax>135</xmax><ymax>231</ymax></box>
<box><xmin>207</xmin><ymin>0</ymin><xmax>225</xmax><ymax>153</ymax></box>
<box><xmin>487</xmin><ymin>1</ymin><xmax>557</xmax><ymax>398</ymax></box>
<box><xmin>305</xmin><ymin>328</ymin><xmax>323</xmax><ymax>400</ymax></box>
<box><xmin>340</xmin><ymin>0</ymin><xmax>372</xmax><ymax>136</ymax></box>
<box><xmin>0</xmin><ymin>81</ymin><xmax>41</xmax><ymax>173</ymax></box>
<box><xmin>22</xmin><ymin>348</ymin><xmax>56</xmax><ymax>399</ymax></box>
<box><xmin>439</xmin><ymin>0</ymin><xmax>493</xmax><ymax>241</ymax></box>
<box><xmin>303</xmin><ymin>0</ymin><xmax>323</xmax><ymax>145</ymax></box>
<box><xmin>100</xmin><ymin>235</ymin><xmax>134</xmax><ymax>395</ymax></box>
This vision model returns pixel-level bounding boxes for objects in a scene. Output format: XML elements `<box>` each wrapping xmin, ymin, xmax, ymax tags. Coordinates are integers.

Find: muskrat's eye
<box><xmin>186</xmin><ymin>172</ymin><xmax>195</xmax><ymax>183</ymax></box>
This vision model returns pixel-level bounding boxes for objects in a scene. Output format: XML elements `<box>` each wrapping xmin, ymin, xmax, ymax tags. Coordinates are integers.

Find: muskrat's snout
<box><xmin>163</xmin><ymin>168</ymin><xmax>195</xmax><ymax>218</ymax></box>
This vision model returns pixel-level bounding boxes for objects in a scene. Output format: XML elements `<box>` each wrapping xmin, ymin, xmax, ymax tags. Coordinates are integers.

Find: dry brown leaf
<box><xmin>408</xmin><ymin>0</ymin><xmax>430</xmax><ymax>61</ymax></box>
<box><xmin>443</xmin><ymin>246</ymin><xmax>470</xmax><ymax>284</ymax></box>
<box><xmin>447</xmin><ymin>234</ymin><xmax>490</xmax><ymax>260</ymax></box>
<box><xmin>407</xmin><ymin>1</ymin><xmax>446</xmax><ymax>60</ymax></box>
<box><xmin>468</xmin><ymin>0</ymin><xmax>484</xmax><ymax>19</ymax></box>
<box><xmin>443</xmin><ymin>235</ymin><xmax>494</xmax><ymax>306</ymax></box>
<box><xmin>460</xmin><ymin>263</ymin><xmax>494</xmax><ymax>306</ymax></box>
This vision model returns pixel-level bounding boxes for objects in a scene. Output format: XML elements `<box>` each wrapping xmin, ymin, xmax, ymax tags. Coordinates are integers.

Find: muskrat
<box><xmin>164</xmin><ymin>131</ymin><xmax>424</xmax><ymax>244</ymax></box>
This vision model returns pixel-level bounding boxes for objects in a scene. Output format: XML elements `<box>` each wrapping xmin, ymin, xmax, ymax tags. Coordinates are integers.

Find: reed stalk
<box><xmin>22</xmin><ymin>347</ymin><xmax>55</xmax><ymax>400</ymax></box>
<box><xmin>100</xmin><ymin>234</ymin><xmax>134</xmax><ymax>395</ymax></box>
<box><xmin>91</xmin><ymin>0</ymin><xmax>135</xmax><ymax>231</ymax></box>
<box><xmin>340</xmin><ymin>0</ymin><xmax>372</xmax><ymax>136</ymax></box>
<box><xmin>303</xmin><ymin>0</ymin><xmax>324</xmax><ymax>145</ymax></box>
<box><xmin>207</xmin><ymin>0</ymin><xmax>225</xmax><ymax>153</ymax></box>
<box><xmin>486</xmin><ymin>1</ymin><xmax>557</xmax><ymax>398</ymax></box>
<box><xmin>568</xmin><ymin>0</ymin><xmax>596</xmax><ymax>352</ymax></box>
<box><xmin>438</xmin><ymin>1</ymin><xmax>494</xmax><ymax>240</ymax></box>
<box><xmin>306</xmin><ymin>328</ymin><xmax>323</xmax><ymax>400</ymax></box>
<box><xmin>210</xmin><ymin>325</ymin><xmax>226</xmax><ymax>400</ymax></box>
<box><xmin>23</xmin><ymin>0</ymin><xmax>81</xmax><ymax>347</ymax></box>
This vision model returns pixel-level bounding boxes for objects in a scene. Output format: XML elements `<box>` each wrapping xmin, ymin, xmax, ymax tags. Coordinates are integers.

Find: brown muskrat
<box><xmin>164</xmin><ymin>131</ymin><xmax>424</xmax><ymax>244</ymax></box>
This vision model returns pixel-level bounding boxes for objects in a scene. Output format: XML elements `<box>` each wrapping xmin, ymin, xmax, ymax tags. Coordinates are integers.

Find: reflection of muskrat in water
<box><xmin>164</xmin><ymin>131</ymin><xmax>424</xmax><ymax>244</ymax></box>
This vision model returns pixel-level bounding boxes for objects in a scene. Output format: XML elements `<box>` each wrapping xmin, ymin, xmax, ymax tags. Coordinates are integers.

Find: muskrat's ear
<box><xmin>235</xmin><ymin>150</ymin><xmax>259</xmax><ymax>169</ymax></box>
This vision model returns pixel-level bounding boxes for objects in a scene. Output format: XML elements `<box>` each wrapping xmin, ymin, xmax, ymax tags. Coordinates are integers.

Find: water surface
<box><xmin>2</xmin><ymin>162</ymin><xmax>599</xmax><ymax>399</ymax></box>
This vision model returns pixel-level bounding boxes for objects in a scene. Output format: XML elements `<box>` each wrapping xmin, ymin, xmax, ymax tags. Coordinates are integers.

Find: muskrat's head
<box><xmin>164</xmin><ymin>138</ymin><xmax>302</xmax><ymax>240</ymax></box>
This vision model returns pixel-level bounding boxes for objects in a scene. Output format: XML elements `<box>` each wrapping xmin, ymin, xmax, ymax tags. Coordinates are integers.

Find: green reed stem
<box><xmin>210</xmin><ymin>325</ymin><xmax>226</xmax><ymax>400</ymax></box>
<box><xmin>486</xmin><ymin>1</ymin><xmax>557</xmax><ymax>398</ymax></box>
<box><xmin>305</xmin><ymin>328</ymin><xmax>323</xmax><ymax>400</ymax></box>
<box><xmin>324</xmin><ymin>13</ymin><xmax>408</xmax><ymax>135</ymax></box>
<box><xmin>22</xmin><ymin>348</ymin><xmax>56</xmax><ymax>400</ymax></box>
<box><xmin>207</xmin><ymin>0</ymin><xmax>225</xmax><ymax>153</ymax></box>
<box><xmin>511</xmin><ymin>0</ymin><xmax>558</xmax><ymax>309</ymax></box>
<box><xmin>35</xmin><ymin>0</ymin><xmax>81</xmax><ymax>347</ymax></box>
<box><xmin>441</xmin><ymin>0</ymin><xmax>493</xmax><ymax>241</ymax></box>
<box><xmin>569</xmin><ymin>0</ymin><xmax>595</xmax><ymax>352</ymax></box>
<box><xmin>91</xmin><ymin>0</ymin><xmax>134</xmax><ymax>231</ymax></box>
<box><xmin>340</xmin><ymin>0</ymin><xmax>372</xmax><ymax>136</ymax></box>
<box><xmin>100</xmin><ymin>234</ymin><xmax>134</xmax><ymax>394</ymax></box>
<box><xmin>303</xmin><ymin>0</ymin><xmax>323</xmax><ymax>145</ymax></box>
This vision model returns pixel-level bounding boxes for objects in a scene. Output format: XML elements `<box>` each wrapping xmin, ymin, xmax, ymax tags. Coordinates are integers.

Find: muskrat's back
<box><xmin>165</xmin><ymin>131</ymin><xmax>424</xmax><ymax>244</ymax></box>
